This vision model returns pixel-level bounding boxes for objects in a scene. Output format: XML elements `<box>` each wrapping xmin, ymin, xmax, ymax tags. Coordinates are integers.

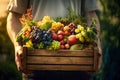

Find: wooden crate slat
<box><xmin>22</xmin><ymin>46</ymin><xmax>27</xmax><ymax>70</ymax></box>
<box><xmin>22</xmin><ymin>47</ymin><xmax>98</xmax><ymax>72</ymax></box>
<box><xmin>27</xmin><ymin>65</ymin><xmax>93</xmax><ymax>71</ymax></box>
<box><xmin>27</xmin><ymin>49</ymin><xmax>94</xmax><ymax>57</ymax></box>
<box><xmin>27</xmin><ymin>56</ymin><xmax>93</xmax><ymax>65</ymax></box>
<box><xmin>93</xmin><ymin>48</ymin><xmax>99</xmax><ymax>71</ymax></box>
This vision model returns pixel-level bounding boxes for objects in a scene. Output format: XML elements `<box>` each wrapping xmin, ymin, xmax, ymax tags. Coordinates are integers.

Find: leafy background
<box><xmin>0</xmin><ymin>0</ymin><xmax>120</xmax><ymax>80</ymax></box>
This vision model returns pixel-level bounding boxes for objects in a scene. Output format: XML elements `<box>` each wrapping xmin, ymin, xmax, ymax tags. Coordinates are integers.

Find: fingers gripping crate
<box><xmin>22</xmin><ymin>47</ymin><xmax>99</xmax><ymax>72</ymax></box>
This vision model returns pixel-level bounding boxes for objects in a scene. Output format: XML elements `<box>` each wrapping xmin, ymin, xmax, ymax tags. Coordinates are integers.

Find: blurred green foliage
<box><xmin>96</xmin><ymin>0</ymin><xmax>120</xmax><ymax>80</ymax></box>
<box><xmin>0</xmin><ymin>61</ymin><xmax>22</xmax><ymax>80</ymax></box>
<box><xmin>0</xmin><ymin>17</ymin><xmax>22</xmax><ymax>80</ymax></box>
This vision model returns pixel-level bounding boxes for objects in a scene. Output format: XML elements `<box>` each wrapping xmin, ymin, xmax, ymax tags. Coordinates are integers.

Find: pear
<box><xmin>70</xmin><ymin>44</ymin><xmax>84</xmax><ymax>50</ymax></box>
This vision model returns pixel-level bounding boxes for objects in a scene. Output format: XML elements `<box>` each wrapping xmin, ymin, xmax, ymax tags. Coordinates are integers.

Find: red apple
<box><xmin>57</xmin><ymin>30</ymin><xmax>64</xmax><ymax>35</ymax></box>
<box><xmin>60</xmin><ymin>40</ymin><xmax>65</xmax><ymax>45</ymax></box>
<box><xmin>52</xmin><ymin>33</ymin><xmax>58</xmax><ymax>40</ymax></box>
<box><xmin>60</xmin><ymin>45</ymin><xmax>65</xmax><ymax>49</ymax></box>
<box><xmin>67</xmin><ymin>35</ymin><xmax>79</xmax><ymax>45</ymax></box>
<box><xmin>57</xmin><ymin>34</ymin><xmax>63</xmax><ymax>41</ymax></box>
<box><xmin>65</xmin><ymin>43</ymin><xmax>70</xmax><ymax>49</ymax></box>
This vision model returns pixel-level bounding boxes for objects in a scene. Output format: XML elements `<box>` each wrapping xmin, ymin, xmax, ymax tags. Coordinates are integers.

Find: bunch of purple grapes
<box><xmin>29</xmin><ymin>26</ymin><xmax>53</xmax><ymax>48</ymax></box>
<box><xmin>41</xmin><ymin>29</ymin><xmax>53</xmax><ymax>46</ymax></box>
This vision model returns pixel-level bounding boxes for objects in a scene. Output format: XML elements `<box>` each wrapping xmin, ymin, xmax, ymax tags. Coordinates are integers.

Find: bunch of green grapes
<box><xmin>46</xmin><ymin>40</ymin><xmax>60</xmax><ymax>50</ymax></box>
<box><xmin>75</xmin><ymin>25</ymin><xmax>87</xmax><ymax>43</ymax></box>
<box><xmin>75</xmin><ymin>25</ymin><xmax>97</xmax><ymax>43</ymax></box>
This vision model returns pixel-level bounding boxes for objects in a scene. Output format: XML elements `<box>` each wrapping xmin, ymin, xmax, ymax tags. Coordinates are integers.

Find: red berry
<box><xmin>60</xmin><ymin>40</ymin><xmax>65</xmax><ymax>45</ymax></box>
<box><xmin>60</xmin><ymin>45</ymin><xmax>65</xmax><ymax>49</ymax></box>
<box><xmin>57</xmin><ymin>35</ymin><xmax>63</xmax><ymax>41</ymax></box>
<box><xmin>65</xmin><ymin>44</ymin><xmax>70</xmax><ymax>49</ymax></box>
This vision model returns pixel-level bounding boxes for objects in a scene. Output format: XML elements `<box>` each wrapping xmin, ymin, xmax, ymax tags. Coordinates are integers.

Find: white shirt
<box><xmin>7</xmin><ymin>0</ymin><xmax>98</xmax><ymax>20</ymax></box>
<box><xmin>32</xmin><ymin>0</ymin><xmax>82</xmax><ymax>20</ymax></box>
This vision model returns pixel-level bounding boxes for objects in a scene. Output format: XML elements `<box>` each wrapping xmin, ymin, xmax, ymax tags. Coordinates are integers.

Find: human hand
<box><xmin>98</xmin><ymin>54</ymin><xmax>102</xmax><ymax>70</ymax></box>
<box><xmin>14</xmin><ymin>43</ymin><xmax>31</xmax><ymax>74</ymax></box>
<box><xmin>97</xmin><ymin>38</ymin><xmax>102</xmax><ymax>70</ymax></box>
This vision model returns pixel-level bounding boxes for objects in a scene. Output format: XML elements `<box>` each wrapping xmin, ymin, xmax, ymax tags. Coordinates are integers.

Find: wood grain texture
<box><xmin>27</xmin><ymin>65</ymin><xmax>93</xmax><ymax>71</ymax></box>
<box><xmin>27</xmin><ymin>56</ymin><xmax>93</xmax><ymax>65</ymax></box>
<box><xmin>22</xmin><ymin>47</ymin><xmax>98</xmax><ymax>72</ymax></box>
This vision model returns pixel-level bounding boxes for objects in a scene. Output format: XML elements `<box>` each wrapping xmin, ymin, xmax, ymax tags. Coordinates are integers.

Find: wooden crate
<box><xmin>22</xmin><ymin>47</ymin><xmax>99</xmax><ymax>72</ymax></box>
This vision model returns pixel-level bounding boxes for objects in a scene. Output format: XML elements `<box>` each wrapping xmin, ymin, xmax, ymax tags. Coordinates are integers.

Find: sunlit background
<box><xmin>0</xmin><ymin>0</ymin><xmax>120</xmax><ymax>80</ymax></box>
<box><xmin>0</xmin><ymin>0</ymin><xmax>8</xmax><ymax>17</ymax></box>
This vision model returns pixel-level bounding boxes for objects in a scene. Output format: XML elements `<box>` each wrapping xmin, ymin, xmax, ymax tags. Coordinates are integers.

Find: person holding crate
<box><xmin>7</xmin><ymin>0</ymin><xmax>102</xmax><ymax>80</ymax></box>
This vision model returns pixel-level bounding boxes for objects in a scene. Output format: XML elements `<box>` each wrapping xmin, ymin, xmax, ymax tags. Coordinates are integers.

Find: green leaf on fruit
<box><xmin>22</xmin><ymin>37</ymin><xmax>29</xmax><ymax>42</ymax></box>
<box><xmin>40</xmin><ymin>22</ymin><xmax>52</xmax><ymax>30</ymax></box>
<box><xmin>16</xmin><ymin>30</ymin><xmax>23</xmax><ymax>42</ymax></box>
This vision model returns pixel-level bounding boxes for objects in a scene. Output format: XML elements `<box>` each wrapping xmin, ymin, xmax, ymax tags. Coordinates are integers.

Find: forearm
<box><xmin>85</xmin><ymin>11</ymin><xmax>100</xmax><ymax>34</ymax></box>
<box><xmin>85</xmin><ymin>11</ymin><xmax>102</xmax><ymax>55</ymax></box>
<box><xmin>85</xmin><ymin>11</ymin><xmax>102</xmax><ymax>70</ymax></box>
<box><xmin>7</xmin><ymin>12</ymin><xmax>22</xmax><ymax>46</ymax></box>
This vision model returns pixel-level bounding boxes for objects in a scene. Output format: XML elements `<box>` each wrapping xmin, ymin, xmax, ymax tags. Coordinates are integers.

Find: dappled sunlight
<box><xmin>0</xmin><ymin>0</ymin><xmax>9</xmax><ymax>18</ymax></box>
<box><xmin>110</xmin><ymin>16</ymin><xmax>119</xmax><ymax>25</ymax></box>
